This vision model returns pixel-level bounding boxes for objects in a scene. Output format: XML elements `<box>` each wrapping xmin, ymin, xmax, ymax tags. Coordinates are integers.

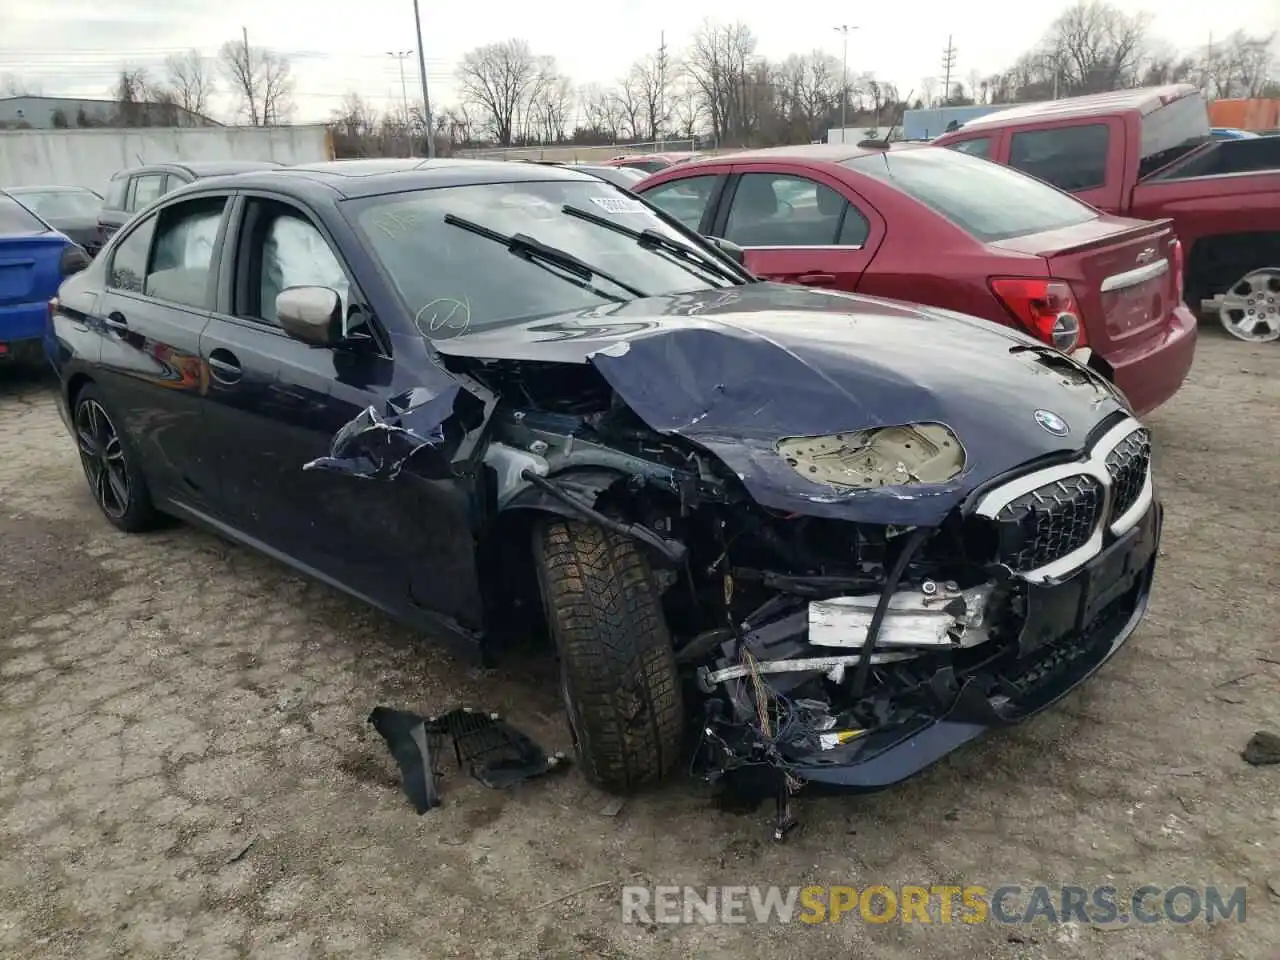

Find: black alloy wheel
<box><xmin>75</xmin><ymin>397</ymin><xmax>130</xmax><ymax>520</ymax></box>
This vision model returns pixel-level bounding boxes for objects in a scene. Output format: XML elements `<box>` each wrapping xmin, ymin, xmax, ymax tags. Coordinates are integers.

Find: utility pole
<box><xmin>657</xmin><ymin>31</ymin><xmax>667</xmax><ymax>149</ymax></box>
<box><xmin>834</xmin><ymin>25</ymin><xmax>856</xmax><ymax>143</ymax></box>
<box><xmin>241</xmin><ymin>25</ymin><xmax>259</xmax><ymax>126</ymax></box>
<box><xmin>410</xmin><ymin>0</ymin><xmax>435</xmax><ymax>158</ymax></box>
<box><xmin>387</xmin><ymin>50</ymin><xmax>413</xmax><ymax>156</ymax></box>
<box><xmin>941</xmin><ymin>35</ymin><xmax>957</xmax><ymax>104</ymax></box>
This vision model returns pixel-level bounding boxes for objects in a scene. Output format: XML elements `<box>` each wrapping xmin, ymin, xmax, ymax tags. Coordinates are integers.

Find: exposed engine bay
<box><xmin>448</xmin><ymin>354</ymin><xmax>1160</xmax><ymax>835</ymax></box>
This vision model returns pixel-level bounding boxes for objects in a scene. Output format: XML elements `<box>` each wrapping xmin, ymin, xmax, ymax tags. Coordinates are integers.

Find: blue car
<box><xmin>0</xmin><ymin>190</ymin><xmax>91</xmax><ymax>365</ymax></box>
<box><xmin>1210</xmin><ymin>127</ymin><xmax>1260</xmax><ymax>140</ymax></box>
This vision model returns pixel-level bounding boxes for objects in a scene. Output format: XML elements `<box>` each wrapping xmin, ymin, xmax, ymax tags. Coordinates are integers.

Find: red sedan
<box><xmin>634</xmin><ymin>143</ymin><xmax>1197</xmax><ymax>416</ymax></box>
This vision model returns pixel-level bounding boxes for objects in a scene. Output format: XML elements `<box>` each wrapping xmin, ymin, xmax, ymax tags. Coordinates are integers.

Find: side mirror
<box><xmin>278</xmin><ymin>286</ymin><xmax>343</xmax><ymax>346</ymax></box>
<box><xmin>60</xmin><ymin>244</ymin><xmax>92</xmax><ymax>277</ymax></box>
<box><xmin>705</xmin><ymin>235</ymin><xmax>745</xmax><ymax>265</ymax></box>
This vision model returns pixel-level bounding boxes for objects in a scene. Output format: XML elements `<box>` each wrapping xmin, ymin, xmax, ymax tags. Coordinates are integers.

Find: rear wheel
<box><xmin>72</xmin><ymin>384</ymin><xmax>161</xmax><ymax>533</ymax></box>
<box><xmin>533</xmin><ymin>518</ymin><xmax>683</xmax><ymax>793</ymax></box>
<box><xmin>1215</xmin><ymin>267</ymin><xmax>1280</xmax><ymax>342</ymax></box>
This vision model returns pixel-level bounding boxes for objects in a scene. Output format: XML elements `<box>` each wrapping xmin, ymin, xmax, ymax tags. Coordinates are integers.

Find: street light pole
<box><xmin>410</xmin><ymin>0</ymin><xmax>435</xmax><ymax>158</ymax></box>
<box><xmin>386</xmin><ymin>50</ymin><xmax>413</xmax><ymax>156</ymax></box>
<box><xmin>834</xmin><ymin>25</ymin><xmax>857</xmax><ymax>143</ymax></box>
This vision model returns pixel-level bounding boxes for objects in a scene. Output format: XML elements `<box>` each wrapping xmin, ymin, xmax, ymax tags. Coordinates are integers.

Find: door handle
<box><xmin>795</xmin><ymin>272</ymin><xmax>838</xmax><ymax>287</ymax></box>
<box><xmin>207</xmin><ymin>348</ymin><xmax>242</xmax><ymax>384</ymax></box>
<box><xmin>105</xmin><ymin>311</ymin><xmax>129</xmax><ymax>334</ymax></box>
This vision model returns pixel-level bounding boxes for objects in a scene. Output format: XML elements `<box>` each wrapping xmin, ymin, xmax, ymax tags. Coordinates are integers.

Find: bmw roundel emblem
<box><xmin>1034</xmin><ymin>409</ymin><xmax>1070</xmax><ymax>436</ymax></box>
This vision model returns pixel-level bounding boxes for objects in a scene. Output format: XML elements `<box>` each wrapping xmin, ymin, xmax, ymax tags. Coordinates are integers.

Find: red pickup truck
<box><xmin>934</xmin><ymin>85</ymin><xmax>1280</xmax><ymax>343</ymax></box>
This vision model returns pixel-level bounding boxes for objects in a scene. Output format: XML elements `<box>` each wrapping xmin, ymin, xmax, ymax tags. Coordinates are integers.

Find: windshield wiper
<box><xmin>561</xmin><ymin>204</ymin><xmax>744</xmax><ymax>286</ymax></box>
<box><xmin>443</xmin><ymin>213</ymin><xmax>649</xmax><ymax>300</ymax></box>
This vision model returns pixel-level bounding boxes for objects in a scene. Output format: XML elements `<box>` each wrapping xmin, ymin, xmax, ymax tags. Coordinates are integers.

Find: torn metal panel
<box><xmin>304</xmin><ymin>385</ymin><xmax>464</xmax><ymax>481</ymax></box>
<box><xmin>433</xmin><ymin>284</ymin><xmax>1126</xmax><ymax>525</ymax></box>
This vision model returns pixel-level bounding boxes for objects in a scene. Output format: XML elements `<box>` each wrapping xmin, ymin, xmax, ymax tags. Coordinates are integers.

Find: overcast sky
<box><xmin>2</xmin><ymin>0</ymin><xmax>1277</xmax><ymax>124</ymax></box>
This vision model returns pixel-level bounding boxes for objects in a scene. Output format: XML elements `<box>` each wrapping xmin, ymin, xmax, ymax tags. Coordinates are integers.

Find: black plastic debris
<box><xmin>434</xmin><ymin>706</ymin><xmax>568</xmax><ymax>789</ymax></box>
<box><xmin>368</xmin><ymin>705</ymin><xmax>568</xmax><ymax>813</ymax></box>
<box><xmin>305</xmin><ymin>385</ymin><xmax>462</xmax><ymax>481</ymax></box>
<box><xmin>369</xmin><ymin>706</ymin><xmax>445</xmax><ymax>814</ymax></box>
<box><xmin>1242</xmin><ymin>730</ymin><xmax>1280</xmax><ymax>766</ymax></box>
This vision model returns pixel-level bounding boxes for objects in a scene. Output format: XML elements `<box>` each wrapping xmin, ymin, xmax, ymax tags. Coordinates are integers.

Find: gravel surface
<box><xmin>1</xmin><ymin>329</ymin><xmax>1277</xmax><ymax>959</ymax></box>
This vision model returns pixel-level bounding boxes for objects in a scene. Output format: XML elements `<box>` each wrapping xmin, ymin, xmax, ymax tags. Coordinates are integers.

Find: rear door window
<box><xmin>724</xmin><ymin>173</ymin><xmax>865</xmax><ymax>247</ymax></box>
<box><xmin>108</xmin><ymin>215</ymin><xmax>157</xmax><ymax>292</ymax></box>
<box><xmin>843</xmin><ymin>148</ymin><xmax>1096</xmax><ymax>243</ymax></box>
<box><xmin>640</xmin><ymin>174</ymin><xmax>720</xmax><ymax>231</ymax></box>
<box><xmin>128</xmin><ymin>174</ymin><xmax>166</xmax><ymax>212</ymax></box>
<box><xmin>948</xmin><ymin>137</ymin><xmax>992</xmax><ymax>160</ymax></box>
<box><xmin>145</xmin><ymin>196</ymin><xmax>226</xmax><ymax>309</ymax></box>
<box><xmin>0</xmin><ymin>194</ymin><xmax>48</xmax><ymax>235</ymax></box>
<box><xmin>1008</xmin><ymin>125</ymin><xmax>1109</xmax><ymax>192</ymax></box>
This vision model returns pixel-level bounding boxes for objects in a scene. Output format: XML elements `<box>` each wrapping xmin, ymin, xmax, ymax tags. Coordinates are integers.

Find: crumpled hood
<box><xmin>435</xmin><ymin>284</ymin><xmax>1129</xmax><ymax>525</ymax></box>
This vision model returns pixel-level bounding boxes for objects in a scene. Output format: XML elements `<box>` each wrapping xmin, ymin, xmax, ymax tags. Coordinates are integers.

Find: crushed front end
<box><xmin>691</xmin><ymin>416</ymin><xmax>1160</xmax><ymax>801</ymax></box>
<box><xmin>438</xmin><ymin>307</ymin><xmax>1161</xmax><ymax>834</ymax></box>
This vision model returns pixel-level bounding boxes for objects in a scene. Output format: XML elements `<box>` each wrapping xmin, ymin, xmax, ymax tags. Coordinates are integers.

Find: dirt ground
<box><xmin>1</xmin><ymin>328</ymin><xmax>1277</xmax><ymax>960</ymax></box>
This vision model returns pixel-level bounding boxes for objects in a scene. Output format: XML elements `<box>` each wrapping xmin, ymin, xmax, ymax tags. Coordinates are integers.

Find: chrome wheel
<box><xmin>75</xmin><ymin>398</ymin><xmax>130</xmax><ymax>519</ymax></box>
<box><xmin>1217</xmin><ymin>268</ymin><xmax>1280</xmax><ymax>342</ymax></box>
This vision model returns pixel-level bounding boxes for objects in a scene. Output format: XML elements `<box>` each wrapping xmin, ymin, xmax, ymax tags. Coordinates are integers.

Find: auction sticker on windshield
<box><xmin>590</xmin><ymin>196</ymin><xmax>647</xmax><ymax>215</ymax></box>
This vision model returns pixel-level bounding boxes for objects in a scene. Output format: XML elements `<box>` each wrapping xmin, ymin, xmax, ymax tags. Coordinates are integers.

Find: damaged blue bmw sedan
<box><xmin>47</xmin><ymin>159</ymin><xmax>1160</xmax><ymax>812</ymax></box>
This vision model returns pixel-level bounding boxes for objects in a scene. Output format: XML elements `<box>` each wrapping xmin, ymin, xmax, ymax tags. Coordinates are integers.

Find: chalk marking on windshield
<box><xmin>373</xmin><ymin>210</ymin><xmax>421</xmax><ymax>239</ymax></box>
<box><xmin>415</xmin><ymin>297</ymin><xmax>472</xmax><ymax>339</ymax></box>
<box><xmin>589</xmin><ymin>196</ymin><xmax>647</xmax><ymax>215</ymax></box>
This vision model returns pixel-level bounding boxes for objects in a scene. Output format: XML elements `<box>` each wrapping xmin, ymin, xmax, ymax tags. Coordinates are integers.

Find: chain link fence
<box><xmin>453</xmin><ymin>138</ymin><xmax>700</xmax><ymax>163</ymax></box>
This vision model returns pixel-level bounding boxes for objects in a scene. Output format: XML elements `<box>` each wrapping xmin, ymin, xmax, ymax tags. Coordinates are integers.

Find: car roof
<box><xmin>681</xmin><ymin>142</ymin><xmax>928</xmax><ymax>165</ymax></box>
<box><xmin>112</xmin><ymin>159</ymin><xmax>285</xmax><ymax>180</ymax></box>
<box><xmin>190</xmin><ymin>157</ymin><xmax>607</xmax><ymax>199</ymax></box>
<box><xmin>5</xmin><ymin>184</ymin><xmax>96</xmax><ymax>193</ymax></box>
<box><xmin>955</xmin><ymin>84</ymin><xmax>1199</xmax><ymax>131</ymax></box>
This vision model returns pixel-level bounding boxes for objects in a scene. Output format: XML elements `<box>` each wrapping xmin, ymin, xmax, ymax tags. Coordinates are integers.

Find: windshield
<box><xmin>10</xmin><ymin>188</ymin><xmax>102</xmax><ymax>220</ymax></box>
<box><xmin>0</xmin><ymin>194</ymin><xmax>49</xmax><ymax>235</ymax></box>
<box><xmin>348</xmin><ymin>179</ymin><xmax>725</xmax><ymax>338</ymax></box>
<box><xmin>843</xmin><ymin>147</ymin><xmax>1097</xmax><ymax>243</ymax></box>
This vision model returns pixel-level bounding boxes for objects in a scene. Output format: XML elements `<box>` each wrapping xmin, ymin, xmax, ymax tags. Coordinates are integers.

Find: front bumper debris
<box><xmin>696</xmin><ymin>500</ymin><xmax>1161</xmax><ymax>804</ymax></box>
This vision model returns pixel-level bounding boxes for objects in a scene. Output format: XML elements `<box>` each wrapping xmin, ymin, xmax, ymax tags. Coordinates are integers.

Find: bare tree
<box><xmin>456</xmin><ymin>39</ymin><xmax>542</xmax><ymax>145</ymax></box>
<box><xmin>112</xmin><ymin>67</ymin><xmax>154</xmax><ymax>127</ymax></box>
<box><xmin>1042</xmin><ymin>0</ymin><xmax>1150</xmax><ymax>95</ymax></box>
<box><xmin>527</xmin><ymin>66</ymin><xmax>573</xmax><ymax>143</ymax></box>
<box><xmin>1200</xmin><ymin>30</ymin><xmax>1278</xmax><ymax>98</ymax></box>
<box><xmin>1</xmin><ymin>74</ymin><xmax>41</xmax><ymax>97</ymax></box>
<box><xmin>579</xmin><ymin>83</ymin><xmax>624</xmax><ymax>141</ymax></box>
<box><xmin>219</xmin><ymin>38</ymin><xmax>294</xmax><ymax>125</ymax></box>
<box><xmin>163</xmin><ymin>49</ymin><xmax>216</xmax><ymax>119</ymax></box>
<box><xmin>625</xmin><ymin>53</ymin><xmax>671</xmax><ymax>141</ymax></box>
<box><xmin>440</xmin><ymin>104</ymin><xmax>473</xmax><ymax>146</ymax></box>
<box><xmin>683</xmin><ymin>19</ymin><xmax>760</xmax><ymax>143</ymax></box>
<box><xmin>668</xmin><ymin>80</ymin><xmax>702</xmax><ymax>139</ymax></box>
<box><xmin>615</xmin><ymin>73</ymin><xmax>646</xmax><ymax>140</ymax></box>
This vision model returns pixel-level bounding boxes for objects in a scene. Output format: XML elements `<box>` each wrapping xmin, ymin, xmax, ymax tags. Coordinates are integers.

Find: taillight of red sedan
<box><xmin>989</xmin><ymin>277</ymin><xmax>1087</xmax><ymax>352</ymax></box>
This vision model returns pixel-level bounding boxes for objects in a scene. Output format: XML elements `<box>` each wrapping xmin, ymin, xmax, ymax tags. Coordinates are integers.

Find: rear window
<box><xmin>0</xmin><ymin>194</ymin><xmax>48</xmax><ymax>236</ymax></box>
<box><xmin>843</xmin><ymin>148</ymin><xmax>1096</xmax><ymax>243</ymax></box>
<box><xmin>10</xmin><ymin>188</ymin><xmax>102</xmax><ymax>220</ymax></box>
<box><xmin>1139</xmin><ymin>92</ymin><xmax>1212</xmax><ymax>179</ymax></box>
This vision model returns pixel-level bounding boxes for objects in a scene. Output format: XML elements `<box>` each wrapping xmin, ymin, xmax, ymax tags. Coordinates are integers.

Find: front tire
<box><xmin>533</xmin><ymin>519</ymin><xmax>683</xmax><ymax>793</ymax></box>
<box><xmin>72</xmin><ymin>384</ymin><xmax>161</xmax><ymax>533</ymax></box>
